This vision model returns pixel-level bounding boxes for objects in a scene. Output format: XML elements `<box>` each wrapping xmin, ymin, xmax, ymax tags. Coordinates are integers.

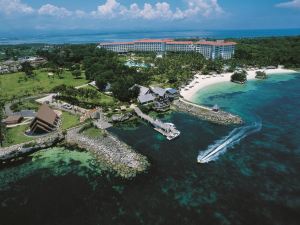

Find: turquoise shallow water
<box><xmin>0</xmin><ymin>73</ymin><xmax>300</xmax><ymax>225</ymax></box>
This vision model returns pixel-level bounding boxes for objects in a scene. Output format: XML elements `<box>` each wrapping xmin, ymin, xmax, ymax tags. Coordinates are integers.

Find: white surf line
<box><xmin>197</xmin><ymin>121</ymin><xmax>262</xmax><ymax>163</ymax></box>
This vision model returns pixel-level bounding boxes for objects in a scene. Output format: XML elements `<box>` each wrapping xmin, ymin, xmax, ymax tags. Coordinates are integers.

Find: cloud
<box><xmin>38</xmin><ymin>4</ymin><xmax>72</xmax><ymax>17</ymax></box>
<box><xmin>1</xmin><ymin>0</ymin><xmax>224</xmax><ymax>21</ymax></box>
<box><xmin>0</xmin><ymin>0</ymin><xmax>34</xmax><ymax>15</ymax></box>
<box><xmin>276</xmin><ymin>0</ymin><xmax>300</xmax><ymax>9</ymax></box>
<box><xmin>120</xmin><ymin>2</ymin><xmax>179</xmax><ymax>20</ymax></box>
<box><xmin>75</xmin><ymin>10</ymin><xmax>87</xmax><ymax>18</ymax></box>
<box><xmin>97</xmin><ymin>0</ymin><xmax>224</xmax><ymax>20</ymax></box>
<box><xmin>92</xmin><ymin>0</ymin><xmax>121</xmax><ymax>17</ymax></box>
<box><xmin>184</xmin><ymin>0</ymin><xmax>223</xmax><ymax>17</ymax></box>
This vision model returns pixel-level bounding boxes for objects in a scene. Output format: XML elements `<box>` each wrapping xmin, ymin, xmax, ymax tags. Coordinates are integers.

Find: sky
<box><xmin>0</xmin><ymin>0</ymin><xmax>300</xmax><ymax>33</ymax></box>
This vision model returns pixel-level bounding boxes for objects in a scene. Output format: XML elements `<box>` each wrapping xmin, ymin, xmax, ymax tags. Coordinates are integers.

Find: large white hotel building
<box><xmin>98</xmin><ymin>39</ymin><xmax>237</xmax><ymax>60</ymax></box>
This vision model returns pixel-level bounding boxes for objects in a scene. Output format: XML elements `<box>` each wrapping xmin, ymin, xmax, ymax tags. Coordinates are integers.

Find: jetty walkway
<box><xmin>133</xmin><ymin>107</ymin><xmax>180</xmax><ymax>140</ymax></box>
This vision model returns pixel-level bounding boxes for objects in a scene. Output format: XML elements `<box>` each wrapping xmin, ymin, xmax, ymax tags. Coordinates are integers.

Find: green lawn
<box><xmin>80</xmin><ymin>85</ymin><xmax>98</xmax><ymax>91</ymax></box>
<box><xmin>98</xmin><ymin>93</ymin><xmax>116</xmax><ymax>106</ymax></box>
<box><xmin>61</xmin><ymin>112</ymin><xmax>81</xmax><ymax>130</ymax></box>
<box><xmin>0</xmin><ymin>70</ymin><xmax>89</xmax><ymax>101</ymax></box>
<box><xmin>4</xmin><ymin>125</ymin><xmax>34</xmax><ymax>147</ymax></box>
<box><xmin>71</xmin><ymin>86</ymin><xmax>117</xmax><ymax>108</ymax></box>
<box><xmin>82</xmin><ymin>127</ymin><xmax>105</xmax><ymax>138</ymax></box>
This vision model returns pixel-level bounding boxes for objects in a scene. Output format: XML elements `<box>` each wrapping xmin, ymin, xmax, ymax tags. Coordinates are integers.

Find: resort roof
<box><xmin>100</xmin><ymin>42</ymin><xmax>133</xmax><ymax>45</ymax></box>
<box><xmin>138</xmin><ymin>93</ymin><xmax>156</xmax><ymax>104</ymax></box>
<box><xmin>99</xmin><ymin>39</ymin><xmax>236</xmax><ymax>46</ymax></box>
<box><xmin>151</xmin><ymin>87</ymin><xmax>167</xmax><ymax>97</ymax></box>
<box><xmin>195</xmin><ymin>41</ymin><xmax>237</xmax><ymax>46</ymax></box>
<box><xmin>30</xmin><ymin>119</ymin><xmax>56</xmax><ymax>133</ymax></box>
<box><xmin>139</xmin><ymin>86</ymin><xmax>150</xmax><ymax>96</ymax></box>
<box><xmin>4</xmin><ymin>115</ymin><xmax>23</xmax><ymax>125</ymax></box>
<box><xmin>134</xmin><ymin>39</ymin><xmax>173</xmax><ymax>43</ymax></box>
<box><xmin>35</xmin><ymin>104</ymin><xmax>59</xmax><ymax>126</ymax></box>
<box><xmin>166</xmin><ymin>88</ymin><xmax>178</xmax><ymax>94</ymax></box>
<box><xmin>166</xmin><ymin>41</ymin><xmax>193</xmax><ymax>45</ymax></box>
<box><xmin>30</xmin><ymin>105</ymin><xmax>59</xmax><ymax>134</ymax></box>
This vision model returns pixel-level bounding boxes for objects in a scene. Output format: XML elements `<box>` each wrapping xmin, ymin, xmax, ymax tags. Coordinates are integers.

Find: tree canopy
<box><xmin>231</xmin><ymin>70</ymin><xmax>247</xmax><ymax>83</ymax></box>
<box><xmin>21</xmin><ymin>61</ymin><xmax>34</xmax><ymax>76</ymax></box>
<box><xmin>231</xmin><ymin>36</ymin><xmax>300</xmax><ymax>68</ymax></box>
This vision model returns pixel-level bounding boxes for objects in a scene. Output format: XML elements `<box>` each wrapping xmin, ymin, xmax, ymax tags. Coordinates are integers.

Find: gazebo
<box><xmin>212</xmin><ymin>104</ymin><xmax>220</xmax><ymax>112</ymax></box>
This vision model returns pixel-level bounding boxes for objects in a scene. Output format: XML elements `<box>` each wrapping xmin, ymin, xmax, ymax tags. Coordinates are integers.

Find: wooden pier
<box><xmin>133</xmin><ymin>107</ymin><xmax>180</xmax><ymax>140</ymax></box>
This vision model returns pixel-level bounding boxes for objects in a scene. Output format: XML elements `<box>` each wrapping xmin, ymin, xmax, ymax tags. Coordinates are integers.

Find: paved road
<box><xmin>4</xmin><ymin>94</ymin><xmax>46</xmax><ymax>116</ymax></box>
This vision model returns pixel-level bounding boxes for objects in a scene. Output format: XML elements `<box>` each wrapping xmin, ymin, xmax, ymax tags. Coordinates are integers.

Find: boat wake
<box><xmin>197</xmin><ymin>121</ymin><xmax>262</xmax><ymax>163</ymax></box>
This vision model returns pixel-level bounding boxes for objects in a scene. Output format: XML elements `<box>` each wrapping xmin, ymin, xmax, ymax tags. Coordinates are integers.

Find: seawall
<box><xmin>65</xmin><ymin>127</ymin><xmax>149</xmax><ymax>178</ymax></box>
<box><xmin>0</xmin><ymin>126</ymin><xmax>149</xmax><ymax>178</ymax></box>
<box><xmin>0</xmin><ymin>132</ymin><xmax>64</xmax><ymax>162</ymax></box>
<box><xmin>173</xmin><ymin>98</ymin><xmax>243</xmax><ymax>125</ymax></box>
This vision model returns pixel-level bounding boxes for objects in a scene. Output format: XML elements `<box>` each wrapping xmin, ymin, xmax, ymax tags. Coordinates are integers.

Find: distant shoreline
<box><xmin>180</xmin><ymin>68</ymin><xmax>298</xmax><ymax>102</ymax></box>
<box><xmin>1</xmin><ymin>29</ymin><xmax>300</xmax><ymax>45</ymax></box>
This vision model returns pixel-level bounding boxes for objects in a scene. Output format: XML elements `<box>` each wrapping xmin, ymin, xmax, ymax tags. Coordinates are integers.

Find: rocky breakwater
<box><xmin>173</xmin><ymin>99</ymin><xmax>243</xmax><ymax>125</ymax></box>
<box><xmin>65</xmin><ymin>127</ymin><xmax>149</xmax><ymax>178</ymax></box>
<box><xmin>0</xmin><ymin>132</ymin><xmax>64</xmax><ymax>163</ymax></box>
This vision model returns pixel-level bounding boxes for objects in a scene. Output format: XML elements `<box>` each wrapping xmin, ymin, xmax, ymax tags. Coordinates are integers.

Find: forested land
<box><xmin>1</xmin><ymin>36</ymin><xmax>299</xmax><ymax>103</ymax></box>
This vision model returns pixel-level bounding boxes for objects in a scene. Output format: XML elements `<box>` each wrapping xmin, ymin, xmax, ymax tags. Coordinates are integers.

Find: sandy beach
<box><xmin>180</xmin><ymin>68</ymin><xmax>297</xmax><ymax>101</ymax></box>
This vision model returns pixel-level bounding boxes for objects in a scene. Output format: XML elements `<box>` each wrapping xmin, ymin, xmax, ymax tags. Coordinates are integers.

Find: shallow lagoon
<box><xmin>0</xmin><ymin>73</ymin><xmax>299</xmax><ymax>225</ymax></box>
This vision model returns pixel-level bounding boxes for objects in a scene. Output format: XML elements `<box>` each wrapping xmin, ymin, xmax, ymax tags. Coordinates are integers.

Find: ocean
<box><xmin>0</xmin><ymin>29</ymin><xmax>300</xmax><ymax>45</ymax></box>
<box><xmin>0</xmin><ymin>72</ymin><xmax>299</xmax><ymax>225</ymax></box>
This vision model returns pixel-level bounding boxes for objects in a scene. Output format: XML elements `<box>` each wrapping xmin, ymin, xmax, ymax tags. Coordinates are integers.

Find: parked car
<box><xmin>62</xmin><ymin>103</ymin><xmax>72</xmax><ymax>110</ymax></box>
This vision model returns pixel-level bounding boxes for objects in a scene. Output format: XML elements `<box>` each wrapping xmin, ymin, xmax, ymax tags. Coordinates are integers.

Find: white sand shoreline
<box><xmin>180</xmin><ymin>68</ymin><xmax>298</xmax><ymax>101</ymax></box>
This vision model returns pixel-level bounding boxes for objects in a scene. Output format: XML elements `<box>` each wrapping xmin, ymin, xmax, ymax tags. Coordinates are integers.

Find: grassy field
<box><xmin>61</xmin><ymin>111</ymin><xmax>81</xmax><ymax>130</ymax></box>
<box><xmin>3</xmin><ymin>125</ymin><xmax>34</xmax><ymax>147</ymax></box>
<box><xmin>0</xmin><ymin>70</ymin><xmax>89</xmax><ymax>101</ymax></box>
<box><xmin>98</xmin><ymin>93</ymin><xmax>116</xmax><ymax>106</ymax></box>
<box><xmin>80</xmin><ymin>91</ymin><xmax>116</xmax><ymax>106</ymax></box>
<box><xmin>78</xmin><ymin>85</ymin><xmax>116</xmax><ymax>107</ymax></box>
<box><xmin>82</xmin><ymin>127</ymin><xmax>105</xmax><ymax>138</ymax></box>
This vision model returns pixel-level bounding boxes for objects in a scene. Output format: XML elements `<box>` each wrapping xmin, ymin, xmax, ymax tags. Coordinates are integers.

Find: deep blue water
<box><xmin>0</xmin><ymin>29</ymin><xmax>300</xmax><ymax>44</ymax></box>
<box><xmin>0</xmin><ymin>73</ymin><xmax>299</xmax><ymax>225</ymax></box>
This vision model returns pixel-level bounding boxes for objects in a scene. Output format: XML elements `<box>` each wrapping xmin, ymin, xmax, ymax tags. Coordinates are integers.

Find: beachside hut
<box><xmin>30</xmin><ymin>104</ymin><xmax>60</xmax><ymax>134</ymax></box>
<box><xmin>212</xmin><ymin>104</ymin><xmax>220</xmax><ymax>112</ymax></box>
